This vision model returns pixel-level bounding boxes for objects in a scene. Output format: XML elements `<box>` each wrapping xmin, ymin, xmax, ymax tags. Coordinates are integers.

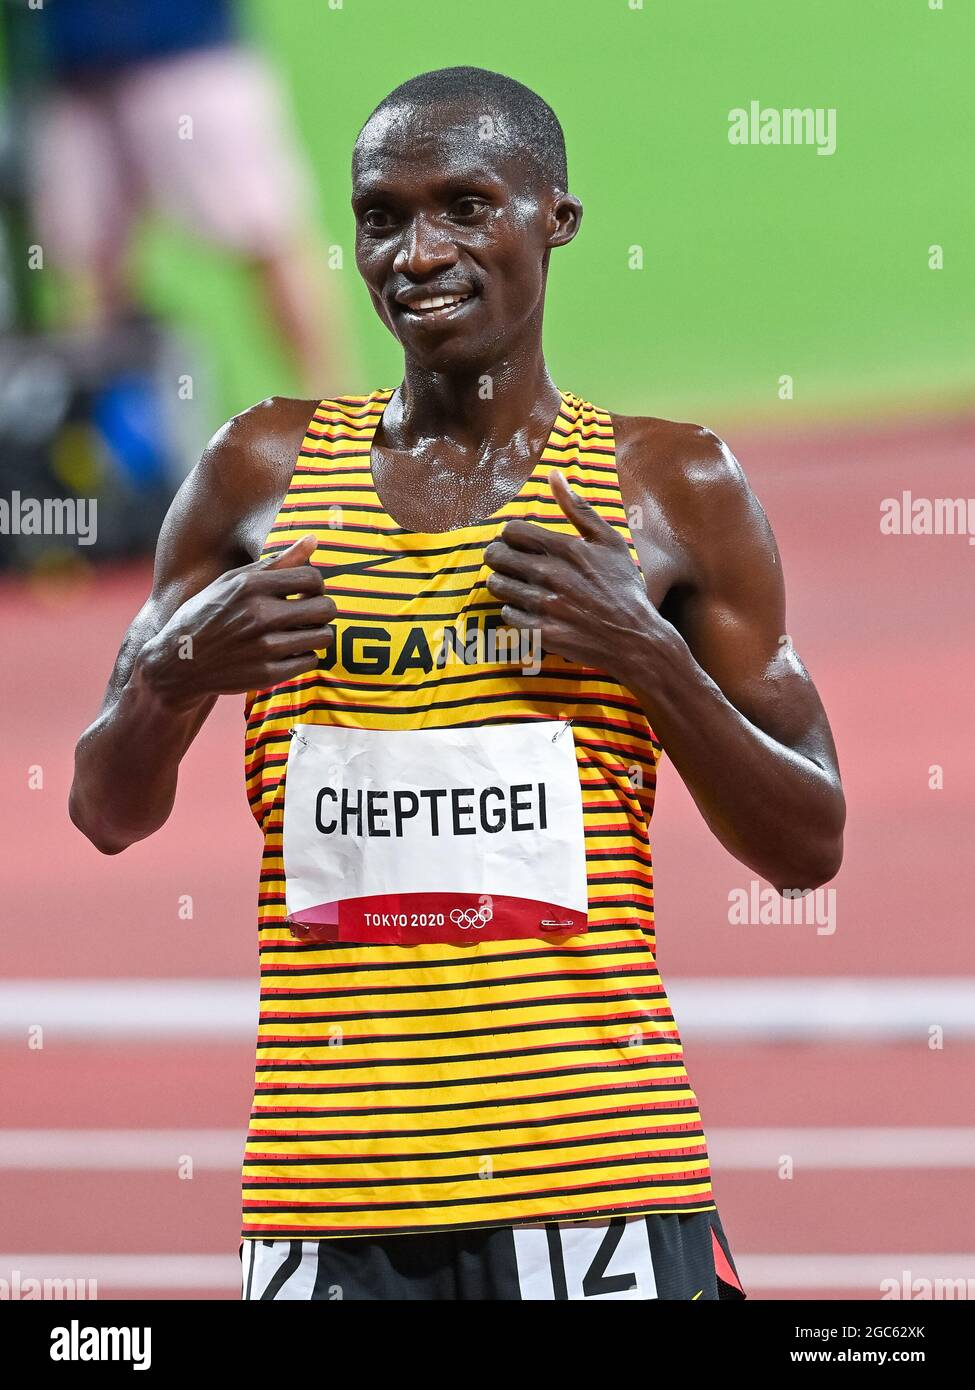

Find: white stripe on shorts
<box><xmin>242</xmin><ymin>1240</ymin><xmax>323</xmax><ymax>1301</ymax></box>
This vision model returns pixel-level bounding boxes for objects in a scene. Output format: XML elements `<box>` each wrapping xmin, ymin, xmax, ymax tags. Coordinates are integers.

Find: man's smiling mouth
<box><xmin>395</xmin><ymin>289</ymin><xmax>476</xmax><ymax>320</ymax></box>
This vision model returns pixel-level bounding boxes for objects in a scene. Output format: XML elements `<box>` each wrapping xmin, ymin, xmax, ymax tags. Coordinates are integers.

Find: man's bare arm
<box><xmin>69</xmin><ymin>398</ymin><xmax>330</xmax><ymax>854</ymax></box>
<box><xmin>622</xmin><ymin>423</ymin><xmax>844</xmax><ymax>890</ymax></box>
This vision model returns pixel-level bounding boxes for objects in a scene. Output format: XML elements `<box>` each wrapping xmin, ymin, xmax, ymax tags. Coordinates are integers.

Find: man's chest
<box><xmin>370</xmin><ymin>443</ymin><xmax>540</xmax><ymax>533</ymax></box>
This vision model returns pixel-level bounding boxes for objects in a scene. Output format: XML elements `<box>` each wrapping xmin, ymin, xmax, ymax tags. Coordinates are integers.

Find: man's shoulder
<box><xmin>204</xmin><ymin>395</ymin><xmax>321</xmax><ymax>474</ymax></box>
<box><xmin>190</xmin><ymin>395</ymin><xmax>321</xmax><ymax>511</ymax></box>
<box><xmin>609</xmin><ymin>410</ymin><xmax>747</xmax><ymax>506</ymax></box>
<box><xmin>608</xmin><ymin>409</ymin><xmax>776</xmax><ymax>587</ymax></box>
<box><xmin>164</xmin><ymin>396</ymin><xmax>323</xmax><ymax>561</ymax></box>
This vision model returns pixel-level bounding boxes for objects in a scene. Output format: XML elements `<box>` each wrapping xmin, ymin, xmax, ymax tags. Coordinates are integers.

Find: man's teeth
<box><xmin>412</xmin><ymin>293</ymin><xmax>468</xmax><ymax>311</ymax></box>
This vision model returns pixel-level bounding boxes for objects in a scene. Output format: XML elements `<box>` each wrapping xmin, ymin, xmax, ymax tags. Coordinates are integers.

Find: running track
<box><xmin>1</xmin><ymin>413</ymin><xmax>973</xmax><ymax>1299</ymax></box>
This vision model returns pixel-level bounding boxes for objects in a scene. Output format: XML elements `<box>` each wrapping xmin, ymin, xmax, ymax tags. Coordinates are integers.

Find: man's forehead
<box><xmin>353</xmin><ymin>99</ymin><xmax>527</xmax><ymax>181</ymax></box>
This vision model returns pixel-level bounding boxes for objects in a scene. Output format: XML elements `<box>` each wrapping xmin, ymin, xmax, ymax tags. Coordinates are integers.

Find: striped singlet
<box><xmin>241</xmin><ymin>389</ymin><xmax>716</xmax><ymax>1239</ymax></box>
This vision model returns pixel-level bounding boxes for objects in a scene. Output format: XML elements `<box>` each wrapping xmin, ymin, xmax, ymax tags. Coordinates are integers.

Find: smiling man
<box><xmin>70</xmin><ymin>66</ymin><xmax>844</xmax><ymax>1301</ymax></box>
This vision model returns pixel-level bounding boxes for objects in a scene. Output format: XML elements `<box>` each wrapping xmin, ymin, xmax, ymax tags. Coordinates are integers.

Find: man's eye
<box><xmin>451</xmin><ymin>197</ymin><xmax>487</xmax><ymax>219</ymax></box>
<box><xmin>362</xmin><ymin>209</ymin><xmax>394</xmax><ymax>231</ymax></box>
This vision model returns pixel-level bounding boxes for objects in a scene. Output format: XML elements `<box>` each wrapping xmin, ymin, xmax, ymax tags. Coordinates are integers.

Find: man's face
<box><xmin>352</xmin><ymin>98</ymin><xmax>578</xmax><ymax>371</ymax></box>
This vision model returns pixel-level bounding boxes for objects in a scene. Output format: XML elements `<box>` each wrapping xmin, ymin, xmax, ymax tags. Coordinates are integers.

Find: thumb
<box><xmin>548</xmin><ymin>468</ymin><xmax>606</xmax><ymax>541</ymax></box>
<box><xmin>260</xmin><ymin>533</ymin><xmax>318</xmax><ymax>569</ymax></box>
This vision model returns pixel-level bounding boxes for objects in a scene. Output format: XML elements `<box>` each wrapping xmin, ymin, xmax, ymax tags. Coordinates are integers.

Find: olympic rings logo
<box><xmin>449</xmin><ymin>905</ymin><xmax>494</xmax><ymax>931</ymax></box>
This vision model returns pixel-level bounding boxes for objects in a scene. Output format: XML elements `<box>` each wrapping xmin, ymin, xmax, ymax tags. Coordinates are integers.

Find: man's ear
<box><xmin>549</xmin><ymin>194</ymin><xmax>583</xmax><ymax>248</ymax></box>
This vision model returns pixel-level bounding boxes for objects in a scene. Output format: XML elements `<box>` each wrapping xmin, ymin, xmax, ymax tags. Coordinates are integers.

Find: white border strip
<box><xmin>1</xmin><ymin>978</ymin><xmax>973</xmax><ymax>1041</ymax></box>
<box><xmin>1</xmin><ymin>1128</ymin><xmax>973</xmax><ymax>1171</ymax></box>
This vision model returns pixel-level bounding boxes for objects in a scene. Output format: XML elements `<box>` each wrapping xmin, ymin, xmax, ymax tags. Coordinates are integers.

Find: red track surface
<box><xmin>2</xmin><ymin>413</ymin><xmax>973</xmax><ymax>1299</ymax></box>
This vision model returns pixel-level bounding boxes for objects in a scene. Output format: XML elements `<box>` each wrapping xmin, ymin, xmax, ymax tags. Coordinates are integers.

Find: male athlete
<box><xmin>70</xmin><ymin>68</ymin><xmax>845</xmax><ymax>1301</ymax></box>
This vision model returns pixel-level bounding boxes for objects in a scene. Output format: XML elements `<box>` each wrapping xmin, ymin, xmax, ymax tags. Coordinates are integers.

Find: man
<box><xmin>70</xmin><ymin>67</ymin><xmax>845</xmax><ymax>1301</ymax></box>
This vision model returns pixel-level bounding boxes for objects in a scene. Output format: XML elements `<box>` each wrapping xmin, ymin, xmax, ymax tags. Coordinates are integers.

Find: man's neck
<box><xmin>384</xmin><ymin>346</ymin><xmax>562</xmax><ymax>454</ymax></box>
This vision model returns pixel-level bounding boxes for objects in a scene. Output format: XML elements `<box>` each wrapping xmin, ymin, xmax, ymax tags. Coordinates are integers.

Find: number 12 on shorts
<box><xmin>513</xmin><ymin>1217</ymin><xmax>658</xmax><ymax>1300</ymax></box>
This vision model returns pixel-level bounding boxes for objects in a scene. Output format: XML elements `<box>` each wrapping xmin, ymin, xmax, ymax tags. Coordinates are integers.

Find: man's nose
<box><xmin>393</xmin><ymin>215</ymin><xmax>458</xmax><ymax>278</ymax></box>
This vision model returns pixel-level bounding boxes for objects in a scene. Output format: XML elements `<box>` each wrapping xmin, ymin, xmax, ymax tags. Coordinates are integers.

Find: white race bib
<box><xmin>282</xmin><ymin>721</ymin><xmax>589</xmax><ymax>945</ymax></box>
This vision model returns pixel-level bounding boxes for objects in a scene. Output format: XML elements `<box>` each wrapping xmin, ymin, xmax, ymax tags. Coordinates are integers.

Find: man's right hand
<box><xmin>137</xmin><ymin>535</ymin><xmax>334</xmax><ymax>710</ymax></box>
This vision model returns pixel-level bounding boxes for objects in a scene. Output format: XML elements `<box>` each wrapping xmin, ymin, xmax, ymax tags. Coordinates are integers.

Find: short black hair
<box><xmin>357</xmin><ymin>66</ymin><xmax>568</xmax><ymax>191</ymax></box>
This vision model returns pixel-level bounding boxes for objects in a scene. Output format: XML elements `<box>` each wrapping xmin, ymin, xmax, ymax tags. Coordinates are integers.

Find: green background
<box><xmin>52</xmin><ymin>0</ymin><xmax>975</xmax><ymax>428</ymax></box>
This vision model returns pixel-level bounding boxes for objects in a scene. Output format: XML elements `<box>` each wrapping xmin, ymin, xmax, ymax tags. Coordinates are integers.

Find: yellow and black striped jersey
<box><xmin>241</xmin><ymin>390</ymin><xmax>715</xmax><ymax>1238</ymax></box>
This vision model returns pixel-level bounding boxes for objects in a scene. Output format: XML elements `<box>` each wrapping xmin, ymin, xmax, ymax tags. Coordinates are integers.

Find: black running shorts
<box><xmin>240</xmin><ymin>1208</ymin><xmax>745</xmax><ymax>1301</ymax></box>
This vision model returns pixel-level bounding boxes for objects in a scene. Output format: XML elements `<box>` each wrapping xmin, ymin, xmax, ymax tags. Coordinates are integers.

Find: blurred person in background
<box><xmin>28</xmin><ymin>0</ymin><xmax>347</xmax><ymax>397</ymax></box>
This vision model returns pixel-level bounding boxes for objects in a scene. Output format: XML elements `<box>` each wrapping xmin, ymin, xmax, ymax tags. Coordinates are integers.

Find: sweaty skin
<box><xmin>70</xmin><ymin>92</ymin><xmax>845</xmax><ymax>892</ymax></box>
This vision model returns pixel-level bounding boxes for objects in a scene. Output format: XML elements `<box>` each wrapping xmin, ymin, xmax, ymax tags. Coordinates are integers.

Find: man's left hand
<box><xmin>483</xmin><ymin>468</ymin><xmax>664</xmax><ymax>673</ymax></box>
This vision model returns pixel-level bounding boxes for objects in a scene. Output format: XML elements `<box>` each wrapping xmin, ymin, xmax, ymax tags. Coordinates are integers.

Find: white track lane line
<box><xmin>0</xmin><ymin>1254</ymin><xmax>239</xmax><ymax>1290</ymax></box>
<box><xmin>1</xmin><ymin>1128</ymin><xmax>974</xmax><ymax>1170</ymax></box>
<box><xmin>2</xmin><ymin>978</ymin><xmax>974</xmax><ymax>1039</ymax></box>
<box><xmin>2</xmin><ymin>1253</ymin><xmax>974</xmax><ymax>1293</ymax></box>
<box><xmin>736</xmin><ymin>1254</ymin><xmax>975</xmax><ymax>1291</ymax></box>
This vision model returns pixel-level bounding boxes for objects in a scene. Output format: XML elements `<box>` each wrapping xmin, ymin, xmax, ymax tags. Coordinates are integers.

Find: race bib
<box><xmin>282</xmin><ymin>721</ymin><xmax>588</xmax><ymax>945</ymax></box>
